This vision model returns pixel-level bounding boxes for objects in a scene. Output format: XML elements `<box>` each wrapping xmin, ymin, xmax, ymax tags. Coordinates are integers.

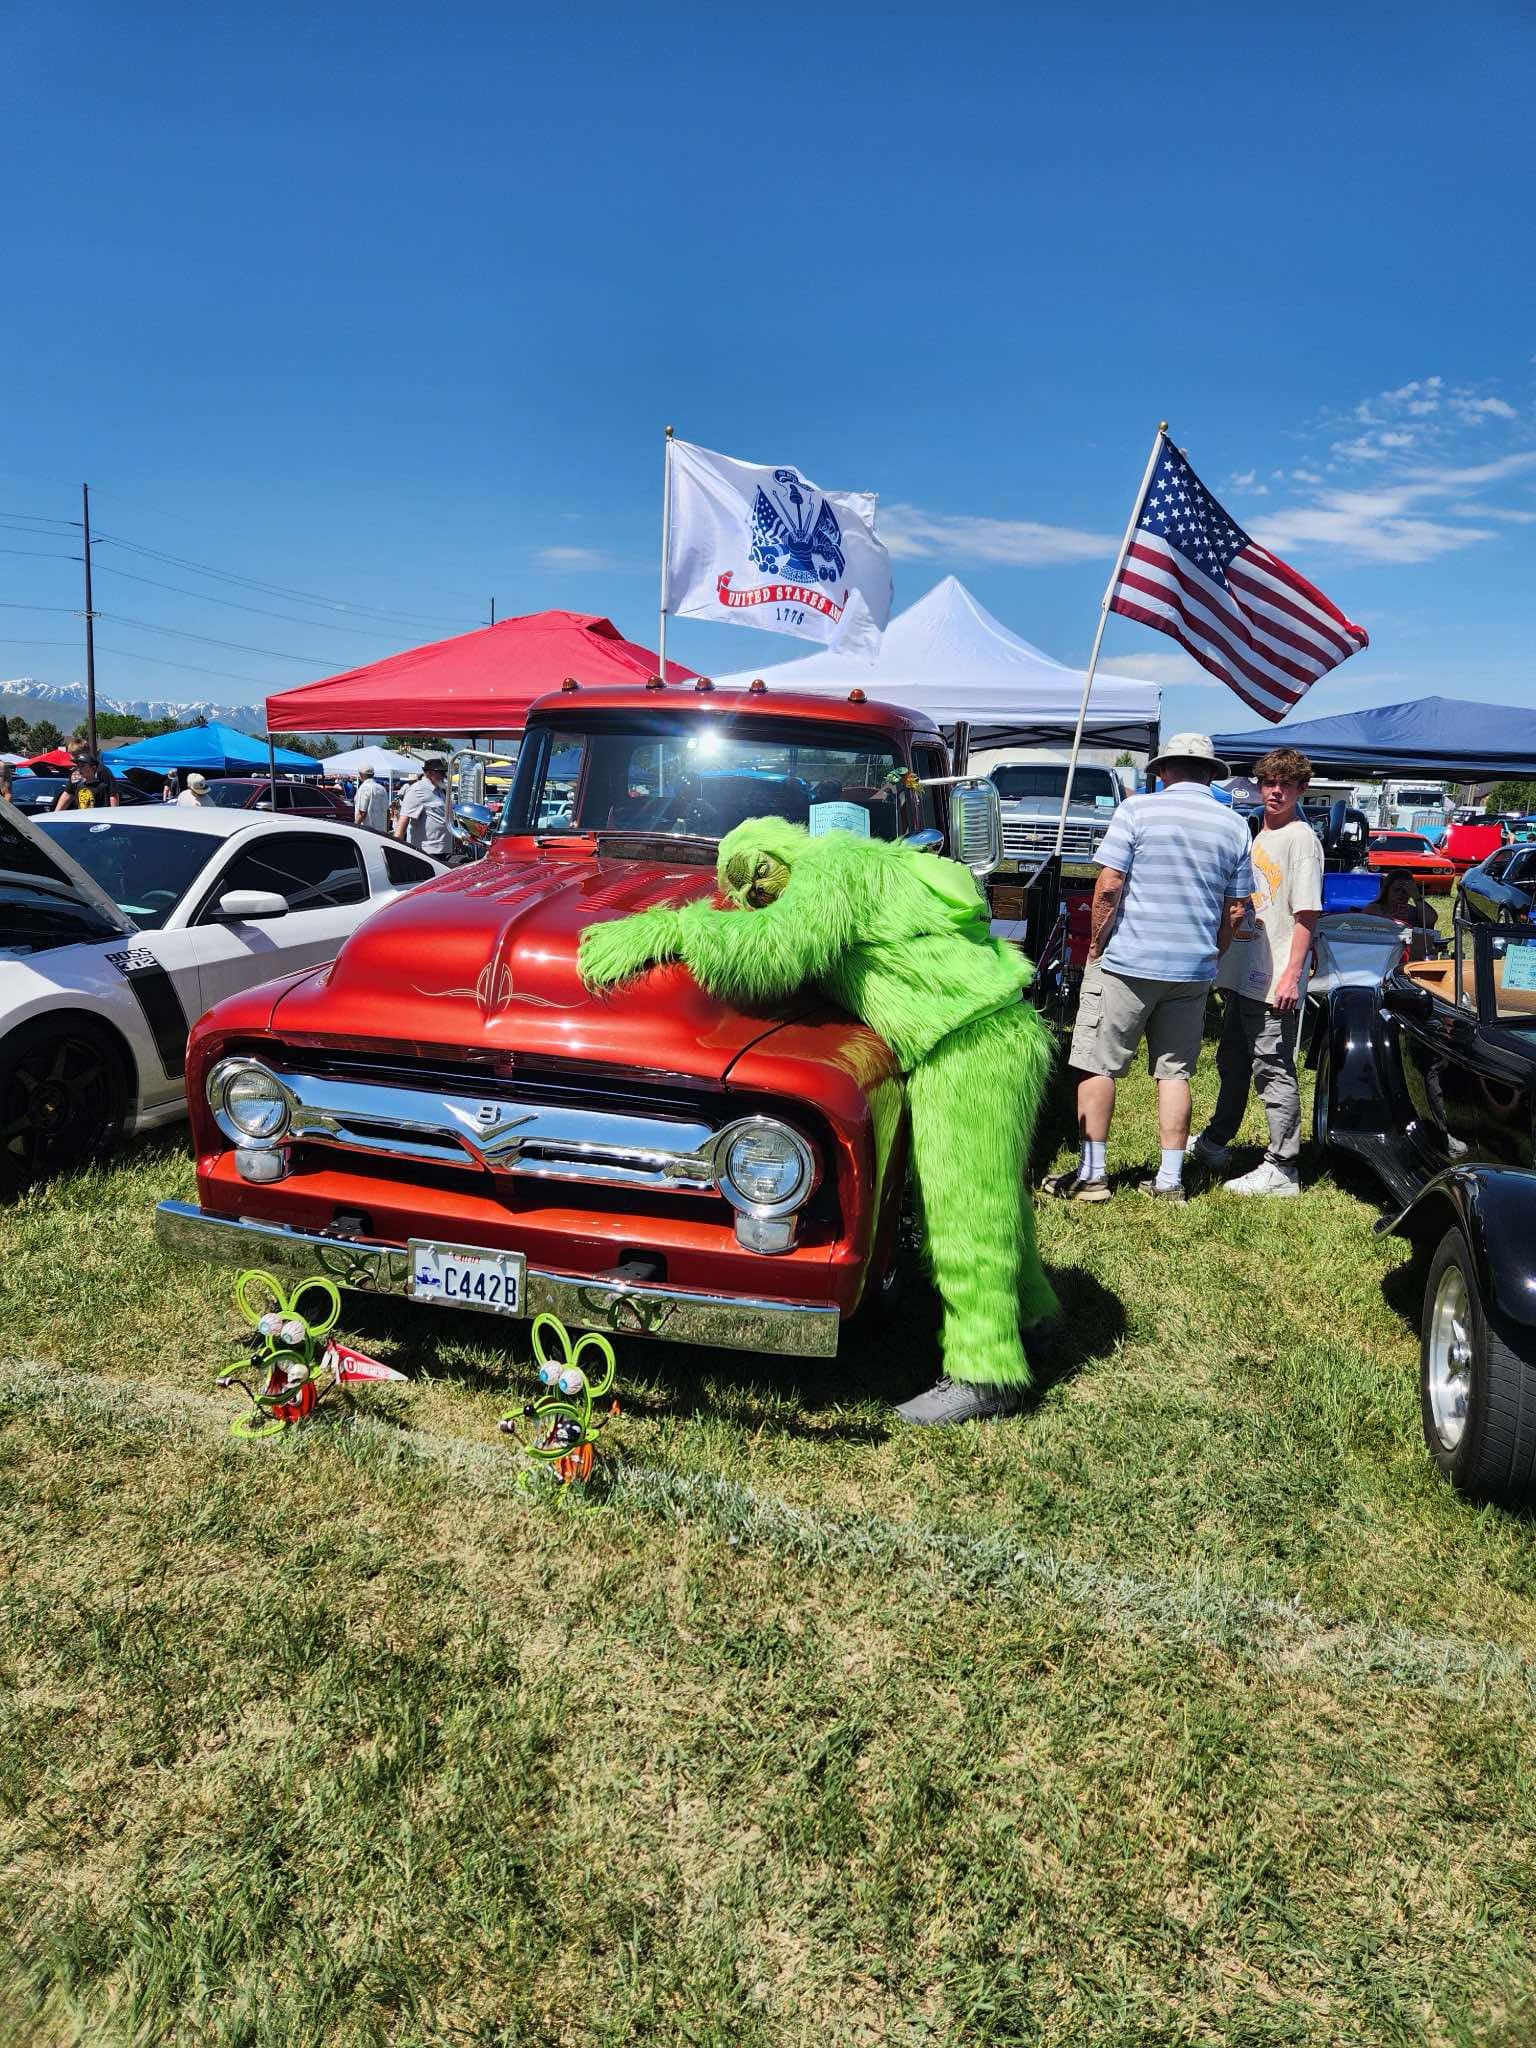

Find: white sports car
<box><xmin>0</xmin><ymin>800</ymin><xmax>446</xmax><ymax>1194</ymax></box>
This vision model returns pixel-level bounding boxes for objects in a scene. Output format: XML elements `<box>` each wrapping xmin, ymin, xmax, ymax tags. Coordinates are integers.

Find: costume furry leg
<box><xmin>908</xmin><ymin>1003</ymin><xmax>1059</xmax><ymax>1387</ymax></box>
<box><xmin>578</xmin><ymin>817</ymin><xmax>1058</xmax><ymax>1397</ymax></box>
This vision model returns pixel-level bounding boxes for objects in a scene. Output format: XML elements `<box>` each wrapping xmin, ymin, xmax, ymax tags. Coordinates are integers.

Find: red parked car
<box><xmin>1367</xmin><ymin>830</ymin><xmax>1456</xmax><ymax>896</ymax></box>
<box><xmin>154</xmin><ymin>683</ymin><xmax>1059</xmax><ymax>1361</ymax></box>
<box><xmin>203</xmin><ymin>778</ymin><xmax>352</xmax><ymax>821</ymax></box>
<box><xmin>1440</xmin><ymin>821</ymin><xmax>1505</xmax><ymax>874</ymax></box>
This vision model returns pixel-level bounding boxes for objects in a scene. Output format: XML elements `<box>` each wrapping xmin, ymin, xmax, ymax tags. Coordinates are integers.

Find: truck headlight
<box><xmin>206</xmin><ymin>1058</ymin><xmax>293</xmax><ymax>1148</ymax></box>
<box><xmin>713</xmin><ymin>1117</ymin><xmax>815</xmax><ymax>1217</ymax></box>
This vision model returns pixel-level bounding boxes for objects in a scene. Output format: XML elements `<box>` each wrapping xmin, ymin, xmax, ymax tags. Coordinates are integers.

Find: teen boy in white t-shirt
<box><xmin>1191</xmin><ymin>746</ymin><xmax>1323</xmax><ymax>1197</ymax></box>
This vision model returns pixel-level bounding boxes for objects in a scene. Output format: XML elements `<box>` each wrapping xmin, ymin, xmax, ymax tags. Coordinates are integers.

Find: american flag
<box><xmin>1108</xmin><ymin>436</ymin><xmax>1368</xmax><ymax>723</ymax></box>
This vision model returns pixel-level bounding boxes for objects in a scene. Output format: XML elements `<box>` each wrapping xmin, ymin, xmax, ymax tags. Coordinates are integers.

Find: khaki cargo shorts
<box><xmin>1069</xmin><ymin>959</ymin><xmax>1210</xmax><ymax>1082</ymax></box>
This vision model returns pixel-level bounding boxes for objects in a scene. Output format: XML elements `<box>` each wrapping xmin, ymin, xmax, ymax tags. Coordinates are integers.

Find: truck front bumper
<box><xmin>154</xmin><ymin>1201</ymin><xmax>842</xmax><ymax>1358</ymax></box>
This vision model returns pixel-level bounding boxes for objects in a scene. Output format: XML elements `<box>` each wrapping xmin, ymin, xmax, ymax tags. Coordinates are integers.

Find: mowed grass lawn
<box><xmin>3</xmin><ymin>1028</ymin><xmax>1536</xmax><ymax>2044</ymax></box>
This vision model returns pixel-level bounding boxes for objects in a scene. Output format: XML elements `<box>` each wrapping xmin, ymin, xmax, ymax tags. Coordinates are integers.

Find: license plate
<box><xmin>407</xmin><ymin>1239</ymin><xmax>526</xmax><ymax>1316</ymax></box>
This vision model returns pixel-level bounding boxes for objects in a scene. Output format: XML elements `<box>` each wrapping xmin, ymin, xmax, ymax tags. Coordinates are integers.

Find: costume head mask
<box><xmin>717</xmin><ymin>818</ymin><xmax>810</xmax><ymax>910</ymax></box>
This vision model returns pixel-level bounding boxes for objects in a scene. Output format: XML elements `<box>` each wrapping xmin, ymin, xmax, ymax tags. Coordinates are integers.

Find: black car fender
<box><xmin>1317</xmin><ymin>984</ymin><xmax>1413</xmax><ymax>1134</ymax></box>
<box><xmin>1380</xmin><ymin>1166</ymin><xmax>1536</xmax><ymax>1350</ymax></box>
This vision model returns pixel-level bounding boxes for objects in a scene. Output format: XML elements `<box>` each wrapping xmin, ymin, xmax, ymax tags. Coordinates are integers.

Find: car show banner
<box><xmin>661</xmin><ymin>436</ymin><xmax>893</xmax><ymax>663</ymax></box>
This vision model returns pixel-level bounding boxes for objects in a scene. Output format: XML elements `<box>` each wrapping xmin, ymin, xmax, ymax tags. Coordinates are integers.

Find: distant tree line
<box><xmin>1486</xmin><ymin>779</ymin><xmax>1536</xmax><ymax>814</ymax></box>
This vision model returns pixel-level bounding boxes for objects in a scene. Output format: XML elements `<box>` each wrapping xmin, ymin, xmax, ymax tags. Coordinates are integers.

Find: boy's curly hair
<box><xmin>1253</xmin><ymin>746</ymin><xmax>1313</xmax><ymax>787</ymax></box>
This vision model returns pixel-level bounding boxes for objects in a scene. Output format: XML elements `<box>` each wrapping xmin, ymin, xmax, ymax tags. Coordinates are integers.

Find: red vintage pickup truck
<box><xmin>155</xmin><ymin>681</ymin><xmax>1062</xmax><ymax>1359</ymax></box>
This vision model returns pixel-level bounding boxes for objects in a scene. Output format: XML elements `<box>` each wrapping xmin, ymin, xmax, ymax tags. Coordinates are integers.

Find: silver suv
<box><xmin>990</xmin><ymin>760</ymin><xmax>1123</xmax><ymax>864</ymax></box>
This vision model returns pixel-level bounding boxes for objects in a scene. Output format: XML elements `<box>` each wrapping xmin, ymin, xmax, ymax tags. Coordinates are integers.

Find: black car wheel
<box><xmin>0</xmin><ymin>1017</ymin><xmax>128</xmax><ymax>1200</ymax></box>
<box><xmin>1420</xmin><ymin>1225</ymin><xmax>1536</xmax><ymax>1506</ymax></box>
<box><xmin>1311</xmin><ymin>1035</ymin><xmax>1333</xmax><ymax>1155</ymax></box>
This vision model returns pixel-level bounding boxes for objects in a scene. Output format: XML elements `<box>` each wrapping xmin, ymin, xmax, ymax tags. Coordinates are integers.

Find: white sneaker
<box><xmin>1189</xmin><ymin>1131</ymin><xmax>1233</xmax><ymax>1172</ymax></box>
<box><xmin>1223</xmin><ymin>1162</ymin><xmax>1300</xmax><ymax>1197</ymax></box>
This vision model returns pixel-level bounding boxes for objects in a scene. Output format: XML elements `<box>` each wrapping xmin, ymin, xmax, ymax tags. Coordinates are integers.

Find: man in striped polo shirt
<box><xmin>1044</xmin><ymin>734</ymin><xmax>1255</xmax><ymax>1204</ymax></box>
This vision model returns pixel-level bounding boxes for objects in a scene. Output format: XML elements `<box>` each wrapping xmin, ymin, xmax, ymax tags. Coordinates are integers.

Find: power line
<box><xmin>93</xmin><ymin>559</ymin><xmax>403</xmax><ymax>638</ymax></box>
<box><xmin>0</xmin><ymin>602</ymin><xmax>82</xmax><ymax>615</ymax></box>
<box><xmin>0</xmin><ymin>547</ymin><xmax>80</xmax><ymax>562</ymax></box>
<box><xmin>2</xmin><ymin>504</ymin><xmax>486</xmax><ymax>631</ymax></box>
<box><xmin>96</xmin><ymin>610</ymin><xmax>324</xmax><ymax>664</ymax></box>
<box><xmin>0</xmin><ymin>636</ymin><xmax>284</xmax><ymax>690</ymax></box>
<box><xmin>93</xmin><ymin>530</ymin><xmax>479</xmax><ymax>631</ymax></box>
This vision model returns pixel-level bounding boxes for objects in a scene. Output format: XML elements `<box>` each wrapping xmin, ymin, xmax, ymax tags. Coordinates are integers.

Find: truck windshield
<box><xmin>990</xmin><ymin>764</ymin><xmax>1118</xmax><ymax>804</ymax></box>
<box><xmin>505</xmin><ymin>720</ymin><xmax>910</xmax><ymax>843</ymax></box>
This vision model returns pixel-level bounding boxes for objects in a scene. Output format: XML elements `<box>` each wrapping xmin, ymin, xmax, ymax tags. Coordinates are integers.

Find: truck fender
<box><xmin>1380</xmin><ymin>1166</ymin><xmax>1536</xmax><ymax>1348</ymax></box>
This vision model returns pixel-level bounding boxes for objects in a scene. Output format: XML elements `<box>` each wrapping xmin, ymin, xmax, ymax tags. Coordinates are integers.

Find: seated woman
<box><xmin>1377</xmin><ymin>874</ymin><xmax>1442</xmax><ymax>959</ymax></box>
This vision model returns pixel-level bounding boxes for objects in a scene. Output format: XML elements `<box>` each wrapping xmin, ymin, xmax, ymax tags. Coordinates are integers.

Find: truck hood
<box><xmin>268</xmin><ymin>847</ymin><xmax>810</xmax><ymax>1084</ymax></box>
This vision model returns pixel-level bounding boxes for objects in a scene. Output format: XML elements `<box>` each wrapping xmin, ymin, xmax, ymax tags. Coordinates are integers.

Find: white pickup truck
<box><xmin>988</xmin><ymin>760</ymin><xmax>1124</xmax><ymax>865</ymax></box>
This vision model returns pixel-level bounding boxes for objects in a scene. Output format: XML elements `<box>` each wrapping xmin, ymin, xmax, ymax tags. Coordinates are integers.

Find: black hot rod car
<box><xmin>1312</xmin><ymin>916</ymin><xmax>1536</xmax><ymax>1507</ymax></box>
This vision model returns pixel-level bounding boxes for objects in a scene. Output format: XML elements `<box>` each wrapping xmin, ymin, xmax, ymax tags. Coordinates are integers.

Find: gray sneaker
<box><xmin>894</xmin><ymin>1377</ymin><xmax>1026</xmax><ymax>1426</ymax></box>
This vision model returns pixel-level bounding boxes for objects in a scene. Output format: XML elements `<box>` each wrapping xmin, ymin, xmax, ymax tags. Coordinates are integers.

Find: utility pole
<box><xmin>81</xmin><ymin>481</ymin><xmax>99</xmax><ymax>755</ymax></box>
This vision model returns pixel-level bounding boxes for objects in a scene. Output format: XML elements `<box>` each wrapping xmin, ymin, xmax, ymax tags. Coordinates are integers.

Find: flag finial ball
<box><xmin>1158</xmin><ymin>419</ymin><xmax>1169</xmax><ymax>432</ymax></box>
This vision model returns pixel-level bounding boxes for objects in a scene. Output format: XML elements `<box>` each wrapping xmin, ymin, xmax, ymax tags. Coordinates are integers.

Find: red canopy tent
<box><xmin>263</xmin><ymin>610</ymin><xmax>694</xmax><ymax>735</ymax></box>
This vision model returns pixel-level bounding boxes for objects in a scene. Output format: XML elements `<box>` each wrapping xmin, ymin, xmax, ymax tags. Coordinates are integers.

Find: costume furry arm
<box><xmin>579</xmin><ymin>836</ymin><xmax>864</xmax><ymax>999</ymax></box>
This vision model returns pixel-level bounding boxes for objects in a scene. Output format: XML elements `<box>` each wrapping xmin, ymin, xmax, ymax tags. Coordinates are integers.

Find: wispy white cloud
<box><xmin>879</xmin><ymin>503</ymin><xmax>1113</xmax><ymax>566</ymax></box>
<box><xmin>1099</xmin><ymin>650</ymin><xmax>1210</xmax><ymax>686</ymax></box>
<box><xmin>536</xmin><ymin>544</ymin><xmax>617</xmax><ymax>570</ymax></box>
<box><xmin>1449</xmin><ymin>501</ymin><xmax>1536</xmax><ymax>524</ymax></box>
<box><xmin>1451</xmin><ymin>394</ymin><xmax>1518</xmax><ymax>424</ymax></box>
<box><xmin>1224</xmin><ymin>468</ymin><xmax>1269</xmax><ymax>495</ymax></box>
<box><xmin>1252</xmin><ymin>453</ymin><xmax>1536</xmax><ymax>563</ymax></box>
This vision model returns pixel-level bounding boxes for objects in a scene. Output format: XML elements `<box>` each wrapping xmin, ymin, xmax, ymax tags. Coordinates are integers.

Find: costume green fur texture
<box><xmin>578</xmin><ymin>819</ymin><xmax>1057</xmax><ymax>1387</ymax></box>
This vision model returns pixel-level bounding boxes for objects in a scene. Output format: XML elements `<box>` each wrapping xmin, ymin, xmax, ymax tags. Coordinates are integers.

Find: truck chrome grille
<box><xmin>1002</xmin><ymin>819</ymin><xmax>1097</xmax><ymax>861</ymax></box>
<box><xmin>265</xmin><ymin>1066</ymin><xmax>720</xmax><ymax>1191</ymax></box>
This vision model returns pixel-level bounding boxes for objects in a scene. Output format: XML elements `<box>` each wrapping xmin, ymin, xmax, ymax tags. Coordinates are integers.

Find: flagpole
<box><xmin>1052</xmin><ymin>420</ymin><xmax>1168</xmax><ymax>855</ymax></box>
<box><xmin>657</xmin><ymin>424</ymin><xmax>674</xmax><ymax>681</ymax></box>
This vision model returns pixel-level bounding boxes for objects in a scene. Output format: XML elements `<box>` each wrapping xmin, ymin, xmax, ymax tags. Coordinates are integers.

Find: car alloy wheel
<box><xmin>0</xmin><ymin>1018</ymin><xmax>128</xmax><ymax>1197</ymax></box>
<box><xmin>1425</xmin><ymin>1260</ymin><xmax>1473</xmax><ymax>1451</ymax></box>
<box><xmin>1419</xmin><ymin>1225</ymin><xmax>1536</xmax><ymax>1507</ymax></box>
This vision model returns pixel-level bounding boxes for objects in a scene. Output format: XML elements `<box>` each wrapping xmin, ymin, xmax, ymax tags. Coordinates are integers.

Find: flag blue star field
<box><xmin>1108</xmin><ymin>437</ymin><xmax>1369</xmax><ymax>722</ymax></box>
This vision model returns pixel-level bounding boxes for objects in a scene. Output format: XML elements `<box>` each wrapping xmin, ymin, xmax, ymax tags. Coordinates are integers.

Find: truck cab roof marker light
<box><xmin>560</xmin><ymin>676</ymin><xmax>580</xmax><ymax>692</ymax></box>
<box><xmin>749</xmin><ymin>679</ymin><xmax>767</xmax><ymax>696</ymax></box>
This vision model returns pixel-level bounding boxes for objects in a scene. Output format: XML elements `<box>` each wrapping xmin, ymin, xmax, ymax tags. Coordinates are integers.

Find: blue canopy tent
<box><xmin>101</xmin><ymin>722</ymin><xmax>321</xmax><ymax>779</ymax></box>
<box><xmin>1213</xmin><ymin>697</ymin><xmax>1536</xmax><ymax>781</ymax></box>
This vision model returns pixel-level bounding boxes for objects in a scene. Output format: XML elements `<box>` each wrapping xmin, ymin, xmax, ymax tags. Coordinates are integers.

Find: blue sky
<box><xmin>3</xmin><ymin>2</ymin><xmax>1532</xmax><ymax>741</ymax></box>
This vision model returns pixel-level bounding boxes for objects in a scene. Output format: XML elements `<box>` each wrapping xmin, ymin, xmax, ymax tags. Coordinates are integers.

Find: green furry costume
<box><xmin>578</xmin><ymin>819</ymin><xmax>1057</xmax><ymax>1388</ymax></box>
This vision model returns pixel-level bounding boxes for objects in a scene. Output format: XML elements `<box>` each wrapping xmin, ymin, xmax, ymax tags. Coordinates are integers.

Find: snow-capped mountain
<box><xmin>0</xmin><ymin>676</ymin><xmax>268</xmax><ymax>734</ymax></box>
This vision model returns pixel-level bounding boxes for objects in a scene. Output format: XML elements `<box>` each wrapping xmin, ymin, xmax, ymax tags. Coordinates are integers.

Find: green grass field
<box><xmin>3</xmin><ymin>1030</ymin><xmax>1535</xmax><ymax>2045</ymax></box>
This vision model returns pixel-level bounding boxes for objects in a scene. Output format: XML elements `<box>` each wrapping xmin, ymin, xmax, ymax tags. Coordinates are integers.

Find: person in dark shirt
<box><xmin>53</xmin><ymin>744</ymin><xmax>119</xmax><ymax>811</ymax></box>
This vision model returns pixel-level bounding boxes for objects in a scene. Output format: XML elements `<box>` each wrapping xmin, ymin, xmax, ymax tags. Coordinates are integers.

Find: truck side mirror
<box><xmin>949</xmin><ymin>777</ymin><xmax>1003</xmax><ymax>878</ymax></box>
<box><xmin>901</xmin><ymin>828</ymin><xmax>945</xmax><ymax>855</ymax></box>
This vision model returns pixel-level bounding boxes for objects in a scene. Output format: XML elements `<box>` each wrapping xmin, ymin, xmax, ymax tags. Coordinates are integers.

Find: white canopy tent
<box><xmin>319</xmin><ymin>744</ymin><xmax>424</xmax><ymax>779</ymax></box>
<box><xmin>713</xmin><ymin>576</ymin><xmax>1162</xmax><ymax>754</ymax></box>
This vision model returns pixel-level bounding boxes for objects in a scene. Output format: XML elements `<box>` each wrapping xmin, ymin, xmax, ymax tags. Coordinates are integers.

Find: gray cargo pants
<box><xmin>1207</xmin><ymin>993</ymin><xmax>1301</xmax><ymax>1165</ymax></box>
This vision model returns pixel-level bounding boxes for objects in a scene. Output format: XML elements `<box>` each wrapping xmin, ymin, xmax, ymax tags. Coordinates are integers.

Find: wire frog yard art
<box><xmin>500</xmin><ymin>1313</ymin><xmax>621</xmax><ymax>1485</ymax></box>
<box><xmin>218</xmin><ymin>1270</ymin><xmax>408</xmax><ymax>1439</ymax></box>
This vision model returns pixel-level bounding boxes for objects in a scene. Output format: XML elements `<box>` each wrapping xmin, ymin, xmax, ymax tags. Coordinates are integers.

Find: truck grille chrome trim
<box><xmin>1002</xmin><ymin>820</ymin><xmax>1098</xmax><ymax>861</ymax></box>
<box><xmin>153</xmin><ymin>1203</ymin><xmax>841</xmax><ymax>1359</ymax></box>
<box><xmin>255</xmin><ymin>1066</ymin><xmax>720</xmax><ymax>1191</ymax></box>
